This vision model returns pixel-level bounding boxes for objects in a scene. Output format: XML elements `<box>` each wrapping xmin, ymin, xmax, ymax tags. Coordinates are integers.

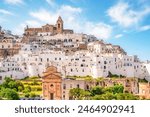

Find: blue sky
<box><xmin>0</xmin><ymin>0</ymin><xmax>150</xmax><ymax>61</ymax></box>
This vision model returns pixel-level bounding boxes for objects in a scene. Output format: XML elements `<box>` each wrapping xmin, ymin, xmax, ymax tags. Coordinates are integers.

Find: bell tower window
<box><xmin>58</xmin><ymin>23</ymin><xmax>60</xmax><ymax>28</ymax></box>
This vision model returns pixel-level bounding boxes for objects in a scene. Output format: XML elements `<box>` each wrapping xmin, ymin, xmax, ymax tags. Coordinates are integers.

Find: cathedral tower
<box><xmin>56</xmin><ymin>16</ymin><xmax>63</xmax><ymax>34</ymax></box>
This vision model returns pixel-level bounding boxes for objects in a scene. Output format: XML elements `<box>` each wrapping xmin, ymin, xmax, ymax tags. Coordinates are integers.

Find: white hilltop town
<box><xmin>0</xmin><ymin>16</ymin><xmax>150</xmax><ymax>99</ymax></box>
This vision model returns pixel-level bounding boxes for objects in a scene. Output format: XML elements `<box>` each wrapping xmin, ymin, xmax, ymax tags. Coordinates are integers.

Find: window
<box><xmin>82</xmin><ymin>59</ymin><xmax>85</xmax><ymax>62</ymax></box>
<box><xmin>63</xmin><ymin>84</ymin><xmax>66</xmax><ymax>90</ymax></box>
<box><xmin>64</xmin><ymin>39</ymin><xmax>67</xmax><ymax>42</ymax></box>
<box><xmin>104</xmin><ymin>61</ymin><xmax>107</xmax><ymax>64</ymax></box>
<box><xmin>47</xmin><ymin>58</ymin><xmax>49</xmax><ymax>62</ymax></box>
<box><xmin>58</xmin><ymin>23</ymin><xmax>60</xmax><ymax>28</ymax></box>
<box><xmin>86</xmin><ymin>85</ymin><xmax>89</xmax><ymax>90</ymax></box>
<box><xmin>0</xmin><ymin>76</ymin><xmax>2</xmax><ymax>80</ymax></box>
<box><xmin>70</xmin><ymin>84</ymin><xmax>72</xmax><ymax>88</ymax></box>
<box><xmin>50</xmin><ymin>84</ymin><xmax>54</xmax><ymax>87</ymax></box>
<box><xmin>77</xmin><ymin>84</ymin><xmax>80</xmax><ymax>88</ymax></box>
<box><xmin>69</xmin><ymin>39</ymin><xmax>72</xmax><ymax>42</ymax></box>
<box><xmin>104</xmin><ymin>66</ymin><xmax>106</xmax><ymax>69</ymax></box>
<box><xmin>96</xmin><ymin>82</ymin><xmax>99</xmax><ymax>86</ymax></box>
<box><xmin>71</xmin><ymin>69</ymin><xmax>73</xmax><ymax>72</ymax></box>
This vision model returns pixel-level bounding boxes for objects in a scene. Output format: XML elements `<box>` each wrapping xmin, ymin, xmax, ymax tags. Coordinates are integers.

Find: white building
<box><xmin>0</xmin><ymin>33</ymin><xmax>150</xmax><ymax>83</ymax></box>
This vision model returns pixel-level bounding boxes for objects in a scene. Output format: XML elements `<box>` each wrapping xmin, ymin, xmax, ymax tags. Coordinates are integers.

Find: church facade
<box><xmin>24</xmin><ymin>16</ymin><xmax>73</xmax><ymax>36</ymax></box>
<box><xmin>42</xmin><ymin>66</ymin><xmax>62</xmax><ymax>100</ymax></box>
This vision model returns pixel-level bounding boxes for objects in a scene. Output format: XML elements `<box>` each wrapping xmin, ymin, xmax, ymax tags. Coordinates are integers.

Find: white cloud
<box><xmin>139</xmin><ymin>25</ymin><xmax>150</xmax><ymax>31</ymax></box>
<box><xmin>13</xmin><ymin>20</ymin><xmax>42</xmax><ymax>35</ymax></box>
<box><xmin>0</xmin><ymin>9</ymin><xmax>13</xmax><ymax>15</ymax></box>
<box><xmin>0</xmin><ymin>17</ymin><xmax>4</xmax><ymax>23</ymax></box>
<box><xmin>30</xmin><ymin>9</ymin><xmax>54</xmax><ymax>23</ymax></box>
<box><xmin>46</xmin><ymin>0</ymin><xmax>56</xmax><ymax>7</ymax></box>
<box><xmin>25</xmin><ymin>20</ymin><xmax>41</xmax><ymax>27</ymax></box>
<box><xmin>4</xmin><ymin>0</ymin><xmax>23</xmax><ymax>4</ymax></box>
<box><xmin>29</xmin><ymin>5</ymin><xmax>112</xmax><ymax>39</ymax></box>
<box><xmin>69</xmin><ymin>0</ymin><xmax>86</xmax><ymax>3</ymax></box>
<box><xmin>82</xmin><ymin>22</ymin><xmax>112</xmax><ymax>39</ymax></box>
<box><xmin>114</xmin><ymin>34</ymin><xmax>123</xmax><ymax>39</ymax></box>
<box><xmin>107</xmin><ymin>2</ymin><xmax>150</xmax><ymax>28</ymax></box>
<box><xmin>30</xmin><ymin>5</ymin><xmax>82</xmax><ymax>23</ymax></box>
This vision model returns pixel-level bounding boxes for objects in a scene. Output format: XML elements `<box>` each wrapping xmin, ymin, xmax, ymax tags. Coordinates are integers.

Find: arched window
<box><xmin>86</xmin><ymin>85</ymin><xmax>89</xmax><ymax>90</ymax></box>
<box><xmin>63</xmin><ymin>84</ymin><xmax>66</xmax><ymax>89</ymax></box>
<box><xmin>58</xmin><ymin>23</ymin><xmax>60</xmax><ymax>28</ymax></box>
<box><xmin>77</xmin><ymin>84</ymin><xmax>80</xmax><ymax>88</ymax></box>
<box><xmin>50</xmin><ymin>84</ymin><xmax>54</xmax><ymax>87</ymax></box>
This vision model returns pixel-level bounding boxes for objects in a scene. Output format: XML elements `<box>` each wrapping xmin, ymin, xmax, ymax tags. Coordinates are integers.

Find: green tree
<box><xmin>112</xmin><ymin>85</ymin><xmax>124</xmax><ymax>94</ymax></box>
<box><xmin>8</xmin><ymin>81</ymin><xmax>17</xmax><ymax>89</ymax></box>
<box><xmin>0</xmin><ymin>88</ymin><xmax>19</xmax><ymax>100</ymax></box>
<box><xmin>92</xmin><ymin>93</ymin><xmax>115</xmax><ymax>100</ymax></box>
<box><xmin>2</xmin><ymin>77</ymin><xmax>14</xmax><ymax>88</ymax></box>
<box><xmin>115</xmin><ymin>93</ymin><xmax>139</xmax><ymax>100</ymax></box>
<box><xmin>104</xmin><ymin>85</ymin><xmax>124</xmax><ymax>94</ymax></box>
<box><xmin>69</xmin><ymin>88</ymin><xmax>86</xmax><ymax>100</ymax></box>
<box><xmin>80</xmin><ymin>90</ymin><xmax>91</xmax><ymax>100</ymax></box>
<box><xmin>90</xmin><ymin>86</ymin><xmax>104</xmax><ymax>96</ymax></box>
<box><xmin>1</xmin><ymin>77</ymin><xmax>24</xmax><ymax>91</ymax></box>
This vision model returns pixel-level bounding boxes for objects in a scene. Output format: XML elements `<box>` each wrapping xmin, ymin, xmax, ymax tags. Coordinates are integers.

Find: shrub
<box><xmin>30</xmin><ymin>93</ymin><xmax>36</xmax><ymax>98</ymax></box>
<box><xmin>24</xmin><ymin>93</ymin><xmax>30</xmax><ymax>98</ymax></box>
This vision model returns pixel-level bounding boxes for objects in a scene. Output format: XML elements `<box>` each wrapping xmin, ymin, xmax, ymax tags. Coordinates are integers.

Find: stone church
<box><xmin>24</xmin><ymin>16</ymin><xmax>74</xmax><ymax>36</ymax></box>
<box><xmin>42</xmin><ymin>66</ymin><xmax>62</xmax><ymax>100</ymax></box>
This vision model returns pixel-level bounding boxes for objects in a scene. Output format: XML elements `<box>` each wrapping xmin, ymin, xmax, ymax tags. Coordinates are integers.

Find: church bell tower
<box><xmin>56</xmin><ymin>16</ymin><xmax>63</xmax><ymax>34</ymax></box>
